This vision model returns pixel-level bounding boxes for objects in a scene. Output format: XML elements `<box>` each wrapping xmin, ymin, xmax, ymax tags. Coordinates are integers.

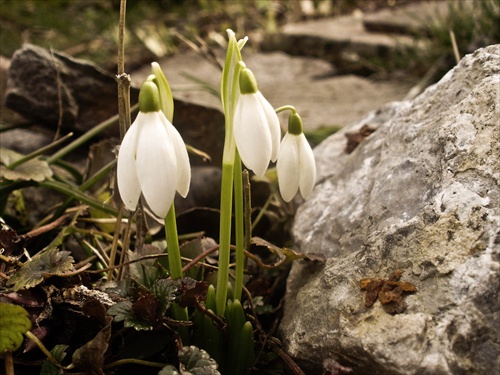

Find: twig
<box><xmin>181</xmin><ymin>244</ymin><xmax>220</xmax><ymax>274</ymax></box>
<box><xmin>19</xmin><ymin>213</ymin><xmax>72</xmax><ymax>242</ymax></box>
<box><xmin>449</xmin><ymin>29</ymin><xmax>461</xmax><ymax>64</ymax></box>
<box><xmin>117</xmin><ymin>213</ymin><xmax>133</xmax><ymax>280</ymax></box>
<box><xmin>117</xmin><ymin>0</ymin><xmax>131</xmax><ymax>140</ymax></box>
<box><xmin>3</xmin><ymin>351</ymin><xmax>13</xmax><ymax>375</ymax></box>
<box><xmin>107</xmin><ymin>205</ymin><xmax>124</xmax><ymax>281</ymax></box>
<box><xmin>25</xmin><ymin>331</ymin><xmax>63</xmax><ymax>369</ymax></box>
<box><xmin>103</xmin><ymin>358</ymin><xmax>166</xmax><ymax>370</ymax></box>
<box><xmin>49</xmin><ymin>48</ymin><xmax>64</xmax><ymax>141</ymax></box>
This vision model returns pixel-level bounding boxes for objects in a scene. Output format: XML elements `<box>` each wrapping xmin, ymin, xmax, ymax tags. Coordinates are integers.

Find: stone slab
<box><xmin>132</xmin><ymin>49</ymin><xmax>416</xmax><ymax>131</ymax></box>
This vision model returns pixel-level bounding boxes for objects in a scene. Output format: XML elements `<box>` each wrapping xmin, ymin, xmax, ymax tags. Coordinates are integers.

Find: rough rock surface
<box><xmin>4</xmin><ymin>44</ymin><xmax>225</xmax><ymax>165</ymax></box>
<box><xmin>279</xmin><ymin>45</ymin><xmax>500</xmax><ymax>374</ymax></box>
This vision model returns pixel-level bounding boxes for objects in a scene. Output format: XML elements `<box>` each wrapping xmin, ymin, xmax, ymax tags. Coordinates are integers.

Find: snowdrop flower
<box><xmin>117</xmin><ymin>79</ymin><xmax>191</xmax><ymax>218</ymax></box>
<box><xmin>233</xmin><ymin>66</ymin><xmax>280</xmax><ymax>177</ymax></box>
<box><xmin>277</xmin><ymin>112</ymin><xmax>316</xmax><ymax>202</ymax></box>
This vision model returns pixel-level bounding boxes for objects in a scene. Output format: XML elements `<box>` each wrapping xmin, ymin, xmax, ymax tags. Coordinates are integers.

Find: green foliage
<box><xmin>405</xmin><ymin>0</ymin><xmax>500</xmax><ymax>80</ymax></box>
<box><xmin>40</xmin><ymin>345</ymin><xmax>69</xmax><ymax>375</ymax></box>
<box><xmin>159</xmin><ymin>345</ymin><xmax>220</xmax><ymax>375</ymax></box>
<box><xmin>193</xmin><ymin>286</ymin><xmax>254</xmax><ymax>375</ymax></box>
<box><xmin>107</xmin><ymin>278</ymin><xmax>178</xmax><ymax>330</ymax></box>
<box><xmin>0</xmin><ymin>302</ymin><xmax>32</xmax><ymax>353</ymax></box>
<box><xmin>0</xmin><ymin>148</ymin><xmax>53</xmax><ymax>182</ymax></box>
<box><xmin>428</xmin><ymin>0</ymin><xmax>499</xmax><ymax>54</ymax></box>
<box><xmin>7</xmin><ymin>247</ymin><xmax>74</xmax><ymax>291</ymax></box>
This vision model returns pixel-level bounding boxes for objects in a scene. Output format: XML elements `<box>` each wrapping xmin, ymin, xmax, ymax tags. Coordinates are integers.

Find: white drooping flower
<box><xmin>276</xmin><ymin>112</ymin><xmax>316</xmax><ymax>202</ymax></box>
<box><xmin>117</xmin><ymin>80</ymin><xmax>191</xmax><ymax>218</ymax></box>
<box><xmin>233</xmin><ymin>66</ymin><xmax>280</xmax><ymax>177</ymax></box>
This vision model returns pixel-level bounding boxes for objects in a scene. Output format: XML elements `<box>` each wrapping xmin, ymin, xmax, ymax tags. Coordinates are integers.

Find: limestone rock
<box><xmin>279</xmin><ymin>45</ymin><xmax>500</xmax><ymax>374</ymax></box>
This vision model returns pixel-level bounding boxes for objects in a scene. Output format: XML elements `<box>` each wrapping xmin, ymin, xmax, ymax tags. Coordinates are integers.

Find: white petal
<box><xmin>136</xmin><ymin>112</ymin><xmax>177</xmax><ymax>218</ymax></box>
<box><xmin>117</xmin><ymin>119</ymin><xmax>141</xmax><ymax>212</ymax></box>
<box><xmin>160</xmin><ymin>114</ymin><xmax>191</xmax><ymax>197</ymax></box>
<box><xmin>257</xmin><ymin>91</ymin><xmax>281</xmax><ymax>162</ymax></box>
<box><xmin>234</xmin><ymin>93</ymin><xmax>272</xmax><ymax>177</ymax></box>
<box><xmin>277</xmin><ymin>133</ymin><xmax>300</xmax><ymax>202</ymax></box>
<box><xmin>298</xmin><ymin>133</ymin><xmax>316</xmax><ymax>199</ymax></box>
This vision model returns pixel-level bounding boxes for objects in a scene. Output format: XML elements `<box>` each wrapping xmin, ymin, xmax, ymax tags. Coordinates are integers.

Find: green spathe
<box><xmin>138</xmin><ymin>81</ymin><xmax>161</xmax><ymax>113</ymax></box>
<box><xmin>151</xmin><ymin>62</ymin><xmax>174</xmax><ymax>122</ymax></box>
<box><xmin>239</xmin><ymin>67</ymin><xmax>258</xmax><ymax>95</ymax></box>
<box><xmin>288</xmin><ymin>112</ymin><xmax>303</xmax><ymax>135</ymax></box>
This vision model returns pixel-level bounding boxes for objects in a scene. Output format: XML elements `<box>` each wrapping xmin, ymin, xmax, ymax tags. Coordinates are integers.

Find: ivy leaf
<box><xmin>176</xmin><ymin>278</ymin><xmax>209</xmax><ymax>309</ymax></box>
<box><xmin>150</xmin><ymin>278</ymin><xmax>178</xmax><ymax>315</ymax></box>
<box><xmin>107</xmin><ymin>301</ymin><xmax>153</xmax><ymax>331</ymax></box>
<box><xmin>40</xmin><ymin>344</ymin><xmax>69</xmax><ymax>375</ymax></box>
<box><xmin>0</xmin><ymin>148</ymin><xmax>53</xmax><ymax>182</ymax></box>
<box><xmin>0</xmin><ymin>302</ymin><xmax>32</xmax><ymax>353</ymax></box>
<box><xmin>7</xmin><ymin>248</ymin><xmax>75</xmax><ymax>291</ymax></box>
<box><xmin>107</xmin><ymin>300</ymin><xmax>133</xmax><ymax>323</ymax></box>
<box><xmin>128</xmin><ymin>245</ymin><xmax>161</xmax><ymax>288</ymax></box>
<box><xmin>159</xmin><ymin>346</ymin><xmax>220</xmax><ymax>375</ymax></box>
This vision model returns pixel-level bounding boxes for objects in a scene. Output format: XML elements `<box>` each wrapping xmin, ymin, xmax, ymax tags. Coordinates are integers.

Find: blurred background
<box><xmin>1</xmin><ymin>0</ymin><xmax>499</xmax><ymax>80</ymax></box>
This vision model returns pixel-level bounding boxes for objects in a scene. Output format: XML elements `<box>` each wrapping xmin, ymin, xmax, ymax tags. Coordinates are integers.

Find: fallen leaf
<box><xmin>345</xmin><ymin>125</ymin><xmax>376</xmax><ymax>154</ymax></box>
<box><xmin>0</xmin><ymin>148</ymin><xmax>53</xmax><ymax>182</ymax></box>
<box><xmin>360</xmin><ymin>270</ymin><xmax>417</xmax><ymax>314</ymax></box>
<box><xmin>72</xmin><ymin>316</ymin><xmax>112</xmax><ymax>375</ymax></box>
<box><xmin>7</xmin><ymin>248</ymin><xmax>74</xmax><ymax>291</ymax></box>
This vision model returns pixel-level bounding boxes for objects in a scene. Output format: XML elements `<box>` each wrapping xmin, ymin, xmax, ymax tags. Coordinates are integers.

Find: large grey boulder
<box><xmin>280</xmin><ymin>45</ymin><xmax>500</xmax><ymax>374</ymax></box>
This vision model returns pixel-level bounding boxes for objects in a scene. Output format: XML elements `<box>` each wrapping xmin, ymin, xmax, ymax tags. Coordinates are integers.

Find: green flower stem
<box><xmin>233</xmin><ymin>152</ymin><xmax>244</xmax><ymax>301</ymax></box>
<box><xmin>216</xmin><ymin>161</ymin><xmax>234</xmax><ymax>315</ymax></box>
<box><xmin>164</xmin><ymin>204</ymin><xmax>183</xmax><ymax>279</ymax></box>
<box><xmin>164</xmin><ymin>203</ymin><xmax>190</xmax><ymax>342</ymax></box>
<box><xmin>215</xmin><ymin>30</ymin><xmax>245</xmax><ymax>315</ymax></box>
<box><xmin>274</xmin><ymin>105</ymin><xmax>297</xmax><ymax>115</ymax></box>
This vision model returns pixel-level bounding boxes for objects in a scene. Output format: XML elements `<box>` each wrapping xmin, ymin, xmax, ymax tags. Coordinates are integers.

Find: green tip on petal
<box><xmin>139</xmin><ymin>81</ymin><xmax>161</xmax><ymax>113</ymax></box>
<box><xmin>239</xmin><ymin>67</ymin><xmax>258</xmax><ymax>94</ymax></box>
<box><xmin>288</xmin><ymin>112</ymin><xmax>303</xmax><ymax>135</ymax></box>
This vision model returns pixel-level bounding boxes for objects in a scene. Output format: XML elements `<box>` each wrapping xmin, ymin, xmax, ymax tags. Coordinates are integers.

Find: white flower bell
<box><xmin>277</xmin><ymin>112</ymin><xmax>316</xmax><ymax>202</ymax></box>
<box><xmin>117</xmin><ymin>79</ymin><xmax>191</xmax><ymax>218</ymax></box>
<box><xmin>233</xmin><ymin>67</ymin><xmax>280</xmax><ymax>177</ymax></box>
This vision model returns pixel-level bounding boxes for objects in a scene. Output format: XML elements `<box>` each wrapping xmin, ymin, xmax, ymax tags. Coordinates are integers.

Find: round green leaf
<box><xmin>0</xmin><ymin>302</ymin><xmax>32</xmax><ymax>353</ymax></box>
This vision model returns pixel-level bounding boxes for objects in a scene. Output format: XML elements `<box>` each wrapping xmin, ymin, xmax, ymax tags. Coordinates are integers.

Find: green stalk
<box><xmin>215</xmin><ymin>161</ymin><xmax>234</xmax><ymax>315</ymax></box>
<box><xmin>164</xmin><ymin>203</ymin><xmax>190</xmax><ymax>342</ymax></box>
<box><xmin>215</xmin><ymin>30</ymin><xmax>245</xmax><ymax>315</ymax></box>
<box><xmin>164</xmin><ymin>204</ymin><xmax>183</xmax><ymax>279</ymax></box>
<box><xmin>233</xmin><ymin>152</ymin><xmax>244</xmax><ymax>301</ymax></box>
